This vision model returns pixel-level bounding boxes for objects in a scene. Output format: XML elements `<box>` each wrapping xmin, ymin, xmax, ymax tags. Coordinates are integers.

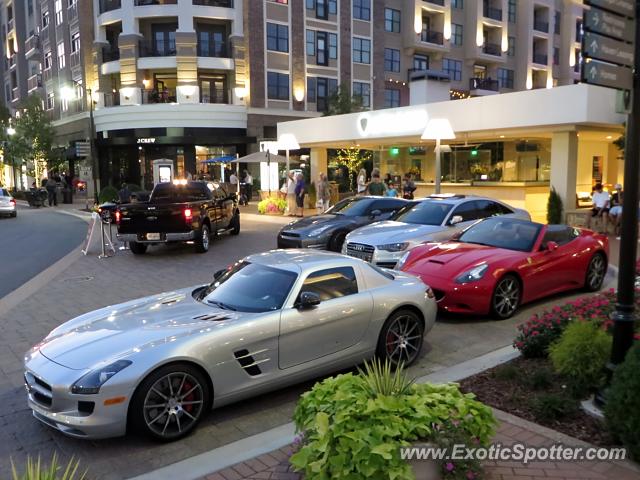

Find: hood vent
<box><xmin>192</xmin><ymin>313</ymin><xmax>231</xmax><ymax>322</ymax></box>
<box><xmin>161</xmin><ymin>297</ymin><xmax>182</xmax><ymax>305</ymax></box>
<box><xmin>234</xmin><ymin>349</ymin><xmax>265</xmax><ymax>376</ymax></box>
<box><xmin>427</xmin><ymin>259</ymin><xmax>445</xmax><ymax>265</ymax></box>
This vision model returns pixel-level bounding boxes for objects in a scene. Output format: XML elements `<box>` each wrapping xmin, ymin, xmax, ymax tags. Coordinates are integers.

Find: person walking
<box><xmin>45</xmin><ymin>175</ymin><xmax>58</xmax><ymax>206</ymax></box>
<box><xmin>357</xmin><ymin>168</ymin><xmax>367</xmax><ymax>195</ymax></box>
<box><xmin>316</xmin><ymin>173</ymin><xmax>331</xmax><ymax>213</ymax></box>
<box><xmin>366</xmin><ymin>172</ymin><xmax>387</xmax><ymax>196</ymax></box>
<box><xmin>294</xmin><ymin>173</ymin><xmax>306</xmax><ymax>217</ymax></box>
<box><xmin>243</xmin><ymin>170</ymin><xmax>253</xmax><ymax>204</ymax></box>
<box><xmin>402</xmin><ymin>173</ymin><xmax>416</xmax><ymax>200</ymax></box>
<box><xmin>118</xmin><ymin>183</ymin><xmax>131</xmax><ymax>203</ymax></box>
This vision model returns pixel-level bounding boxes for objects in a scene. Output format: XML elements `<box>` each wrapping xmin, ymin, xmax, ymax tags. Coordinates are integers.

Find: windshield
<box><xmin>200</xmin><ymin>262</ymin><xmax>298</xmax><ymax>312</ymax></box>
<box><xmin>459</xmin><ymin>218</ymin><xmax>542</xmax><ymax>252</ymax></box>
<box><xmin>325</xmin><ymin>197</ymin><xmax>373</xmax><ymax>216</ymax></box>
<box><xmin>0</xmin><ymin>188</ymin><xmax>9</xmax><ymax>197</ymax></box>
<box><xmin>392</xmin><ymin>201</ymin><xmax>453</xmax><ymax>226</ymax></box>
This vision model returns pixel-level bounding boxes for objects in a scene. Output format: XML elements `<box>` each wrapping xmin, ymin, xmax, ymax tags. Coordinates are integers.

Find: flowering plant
<box><xmin>257</xmin><ymin>197</ymin><xmax>286</xmax><ymax>214</ymax></box>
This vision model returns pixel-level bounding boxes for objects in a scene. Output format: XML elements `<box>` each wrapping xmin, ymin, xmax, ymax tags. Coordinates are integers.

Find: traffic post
<box><xmin>583</xmin><ymin>0</ymin><xmax>638</xmax><ymax>405</ymax></box>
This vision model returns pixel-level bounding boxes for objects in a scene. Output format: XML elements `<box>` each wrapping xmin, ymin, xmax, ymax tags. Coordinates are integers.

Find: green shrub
<box><xmin>549</xmin><ymin>321</ymin><xmax>612</xmax><ymax>397</ymax></box>
<box><xmin>11</xmin><ymin>454</ymin><xmax>85</xmax><ymax>480</ymax></box>
<box><xmin>531</xmin><ymin>392</ymin><xmax>579</xmax><ymax>423</ymax></box>
<box><xmin>547</xmin><ymin>187</ymin><xmax>563</xmax><ymax>224</ymax></box>
<box><xmin>98</xmin><ymin>186</ymin><xmax>118</xmax><ymax>203</ymax></box>
<box><xmin>291</xmin><ymin>367</ymin><xmax>496</xmax><ymax>480</ymax></box>
<box><xmin>358</xmin><ymin>358</ymin><xmax>414</xmax><ymax>396</ymax></box>
<box><xmin>525</xmin><ymin>368</ymin><xmax>554</xmax><ymax>391</ymax></box>
<box><xmin>605</xmin><ymin>343</ymin><xmax>640</xmax><ymax>461</ymax></box>
<box><xmin>493</xmin><ymin>364</ymin><xmax>519</xmax><ymax>381</ymax></box>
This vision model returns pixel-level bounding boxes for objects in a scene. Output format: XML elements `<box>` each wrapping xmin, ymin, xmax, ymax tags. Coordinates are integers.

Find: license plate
<box><xmin>146</xmin><ymin>233</ymin><xmax>160</xmax><ymax>241</ymax></box>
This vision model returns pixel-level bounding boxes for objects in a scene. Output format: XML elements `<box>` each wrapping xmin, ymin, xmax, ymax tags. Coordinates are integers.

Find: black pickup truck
<box><xmin>115</xmin><ymin>181</ymin><xmax>239</xmax><ymax>254</ymax></box>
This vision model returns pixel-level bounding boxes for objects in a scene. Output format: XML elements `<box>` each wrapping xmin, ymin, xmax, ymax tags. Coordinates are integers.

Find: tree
<box><xmin>333</xmin><ymin>147</ymin><xmax>372</xmax><ymax>191</ymax></box>
<box><xmin>14</xmin><ymin>94</ymin><xmax>56</xmax><ymax>182</ymax></box>
<box><xmin>547</xmin><ymin>187</ymin><xmax>563</xmax><ymax>224</ymax></box>
<box><xmin>323</xmin><ymin>84</ymin><xmax>363</xmax><ymax>116</ymax></box>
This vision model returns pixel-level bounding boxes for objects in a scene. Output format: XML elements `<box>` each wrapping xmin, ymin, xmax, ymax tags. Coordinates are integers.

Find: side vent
<box><xmin>192</xmin><ymin>313</ymin><xmax>231</xmax><ymax>322</ymax></box>
<box><xmin>161</xmin><ymin>297</ymin><xmax>181</xmax><ymax>306</ymax></box>
<box><xmin>233</xmin><ymin>349</ymin><xmax>262</xmax><ymax>376</ymax></box>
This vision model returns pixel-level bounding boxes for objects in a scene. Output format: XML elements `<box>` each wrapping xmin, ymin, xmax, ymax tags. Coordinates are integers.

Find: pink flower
<box><xmin>466</xmin><ymin>472</ymin><xmax>476</xmax><ymax>480</ymax></box>
<box><xmin>445</xmin><ymin>462</ymin><xmax>455</xmax><ymax>472</ymax></box>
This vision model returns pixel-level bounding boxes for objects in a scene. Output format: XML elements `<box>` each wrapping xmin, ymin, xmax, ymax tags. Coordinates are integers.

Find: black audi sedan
<box><xmin>277</xmin><ymin>196</ymin><xmax>409</xmax><ymax>252</ymax></box>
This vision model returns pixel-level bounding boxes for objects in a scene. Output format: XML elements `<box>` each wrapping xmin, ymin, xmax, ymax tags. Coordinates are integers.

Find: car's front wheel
<box><xmin>329</xmin><ymin>231</ymin><xmax>347</xmax><ymax>252</ymax></box>
<box><xmin>585</xmin><ymin>252</ymin><xmax>606</xmax><ymax>292</ymax></box>
<box><xmin>129</xmin><ymin>241</ymin><xmax>147</xmax><ymax>255</ymax></box>
<box><xmin>491</xmin><ymin>274</ymin><xmax>520</xmax><ymax>319</ymax></box>
<box><xmin>130</xmin><ymin>363</ymin><xmax>210</xmax><ymax>442</ymax></box>
<box><xmin>376</xmin><ymin>309</ymin><xmax>424</xmax><ymax>368</ymax></box>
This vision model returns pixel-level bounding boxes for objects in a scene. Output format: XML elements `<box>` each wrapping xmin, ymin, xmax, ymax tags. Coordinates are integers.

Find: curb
<box><xmin>126</xmin><ymin>345</ymin><xmax>520</xmax><ymax>480</ymax></box>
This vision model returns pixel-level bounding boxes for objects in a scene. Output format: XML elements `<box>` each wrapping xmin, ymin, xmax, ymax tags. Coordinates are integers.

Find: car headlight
<box><xmin>455</xmin><ymin>264</ymin><xmax>489</xmax><ymax>284</ymax></box>
<box><xmin>377</xmin><ymin>242</ymin><xmax>410</xmax><ymax>252</ymax></box>
<box><xmin>308</xmin><ymin>225</ymin><xmax>332</xmax><ymax>236</ymax></box>
<box><xmin>71</xmin><ymin>360</ymin><xmax>132</xmax><ymax>394</ymax></box>
<box><xmin>395</xmin><ymin>251</ymin><xmax>412</xmax><ymax>270</ymax></box>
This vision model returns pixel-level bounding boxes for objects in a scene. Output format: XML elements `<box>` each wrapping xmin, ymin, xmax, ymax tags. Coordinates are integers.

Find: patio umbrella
<box><xmin>232</xmin><ymin>151</ymin><xmax>288</xmax><ymax>196</ymax></box>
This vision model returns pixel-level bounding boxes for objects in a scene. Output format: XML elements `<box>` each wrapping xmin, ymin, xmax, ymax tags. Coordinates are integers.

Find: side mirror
<box><xmin>213</xmin><ymin>268</ymin><xmax>227</xmax><ymax>281</ymax></box>
<box><xmin>370</xmin><ymin>209</ymin><xmax>382</xmax><ymax>218</ymax></box>
<box><xmin>296</xmin><ymin>291</ymin><xmax>321</xmax><ymax>310</ymax></box>
<box><xmin>544</xmin><ymin>241</ymin><xmax>559</xmax><ymax>252</ymax></box>
<box><xmin>449</xmin><ymin>215</ymin><xmax>463</xmax><ymax>226</ymax></box>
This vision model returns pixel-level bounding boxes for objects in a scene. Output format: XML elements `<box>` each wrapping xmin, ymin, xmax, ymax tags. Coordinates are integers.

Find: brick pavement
<box><xmin>201</xmin><ymin>411</ymin><xmax>640</xmax><ymax>480</ymax></box>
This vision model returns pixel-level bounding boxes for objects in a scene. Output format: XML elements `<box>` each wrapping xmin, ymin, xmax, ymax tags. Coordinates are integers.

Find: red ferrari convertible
<box><xmin>397</xmin><ymin>217</ymin><xmax>609</xmax><ymax>319</ymax></box>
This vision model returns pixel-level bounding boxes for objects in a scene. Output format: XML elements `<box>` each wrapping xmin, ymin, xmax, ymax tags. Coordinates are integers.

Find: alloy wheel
<box><xmin>202</xmin><ymin>227</ymin><xmax>209</xmax><ymax>250</ymax></box>
<box><xmin>493</xmin><ymin>276</ymin><xmax>520</xmax><ymax>318</ymax></box>
<box><xmin>142</xmin><ymin>372</ymin><xmax>204</xmax><ymax>439</ymax></box>
<box><xmin>384</xmin><ymin>314</ymin><xmax>422</xmax><ymax>366</ymax></box>
<box><xmin>587</xmin><ymin>254</ymin><xmax>606</xmax><ymax>290</ymax></box>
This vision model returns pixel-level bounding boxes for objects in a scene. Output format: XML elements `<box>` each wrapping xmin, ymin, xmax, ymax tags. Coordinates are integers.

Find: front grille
<box><xmin>25</xmin><ymin>372</ymin><xmax>53</xmax><ymax>408</ymax></box>
<box><xmin>345</xmin><ymin>242</ymin><xmax>375</xmax><ymax>262</ymax></box>
<box><xmin>280</xmin><ymin>231</ymin><xmax>301</xmax><ymax>238</ymax></box>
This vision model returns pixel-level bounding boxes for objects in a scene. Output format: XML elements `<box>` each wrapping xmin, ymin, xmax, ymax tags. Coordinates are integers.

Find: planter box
<box><xmin>407</xmin><ymin>442</ymin><xmax>442</xmax><ymax>480</ymax></box>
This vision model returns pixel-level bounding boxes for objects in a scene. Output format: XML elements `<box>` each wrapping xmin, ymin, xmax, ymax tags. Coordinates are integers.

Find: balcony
<box><xmin>135</xmin><ymin>0</ymin><xmax>177</xmax><ymax>4</ymax></box>
<box><xmin>533</xmin><ymin>20</ymin><xmax>548</xmax><ymax>33</ymax></box>
<box><xmin>68</xmin><ymin>2</ymin><xmax>78</xmax><ymax>20</ymax></box>
<box><xmin>192</xmin><ymin>0</ymin><xmax>233</xmax><ymax>6</ymax></box>
<box><xmin>469</xmin><ymin>77</ymin><xmax>499</xmax><ymax>92</ymax></box>
<box><xmin>27</xmin><ymin>74</ymin><xmax>42</xmax><ymax>92</ymax></box>
<box><xmin>483</xmin><ymin>6</ymin><xmax>502</xmax><ymax>21</ymax></box>
<box><xmin>482</xmin><ymin>43</ymin><xmax>501</xmax><ymax>56</ymax></box>
<box><xmin>25</xmin><ymin>35</ymin><xmax>41</xmax><ymax>58</ymax></box>
<box><xmin>139</xmin><ymin>41</ymin><xmax>177</xmax><ymax>57</ymax></box>
<box><xmin>8</xmin><ymin>55</ymin><xmax>17</xmax><ymax>69</ymax></box>
<box><xmin>420</xmin><ymin>30</ymin><xmax>444</xmax><ymax>45</ymax></box>
<box><xmin>99</xmin><ymin>0</ymin><xmax>121</xmax><ymax>13</ymax></box>
<box><xmin>102</xmin><ymin>46</ymin><xmax>120</xmax><ymax>62</ymax></box>
<box><xmin>70</xmin><ymin>51</ymin><xmax>81</xmax><ymax>68</ymax></box>
<box><xmin>43</xmin><ymin>68</ymin><xmax>53</xmax><ymax>81</ymax></box>
<box><xmin>532</xmin><ymin>53</ymin><xmax>548</xmax><ymax>65</ymax></box>
<box><xmin>103</xmin><ymin>92</ymin><xmax>121</xmax><ymax>107</ymax></box>
<box><xmin>11</xmin><ymin>87</ymin><xmax>19</xmax><ymax>102</ymax></box>
<box><xmin>142</xmin><ymin>89</ymin><xmax>177</xmax><ymax>104</ymax></box>
<box><xmin>424</xmin><ymin>0</ymin><xmax>445</xmax><ymax>5</ymax></box>
<box><xmin>197</xmin><ymin>42</ymin><xmax>228</xmax><ymax>57</ymax></box>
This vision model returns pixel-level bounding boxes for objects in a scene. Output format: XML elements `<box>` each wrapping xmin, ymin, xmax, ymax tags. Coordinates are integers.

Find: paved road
<box><xmin>0</xmin><ymin>205</ymin><xmax>87</xmax><ymax>298</ymax></box>
<box><xmin>0</xmin><ymin>211</ymin><xmax>618</xmax><ymax>479</ymax></box>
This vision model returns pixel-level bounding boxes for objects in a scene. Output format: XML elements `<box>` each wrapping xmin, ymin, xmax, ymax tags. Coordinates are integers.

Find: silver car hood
<box><xmin>38</xmin><ymin>287</ymin><xmax>243</xmax><ymax>370</ymax></box>
<box><xmin>346</xmin><ymin>221</ymin><xmax>445</xmax><ymax>245</ymax></box>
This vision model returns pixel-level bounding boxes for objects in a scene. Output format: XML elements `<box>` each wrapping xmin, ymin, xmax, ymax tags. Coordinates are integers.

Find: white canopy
<box><xmin>231</xmin><ymin>151</ymin><xmax>287</xmax><ymax>163</ymax></box>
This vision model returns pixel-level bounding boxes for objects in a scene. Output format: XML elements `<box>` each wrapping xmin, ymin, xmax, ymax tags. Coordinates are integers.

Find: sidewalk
<box><xmin>201</xmin><ymin>409</ymin><xmax>640</xmax><ymax>480</ymax></box>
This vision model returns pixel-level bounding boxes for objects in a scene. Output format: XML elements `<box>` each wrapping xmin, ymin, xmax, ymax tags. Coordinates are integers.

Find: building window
<box><xmin>497</xmin><ymin>68</ymin><xmax>514</xmax><ymax>89</ymax></box>
<box><xmin>451</xmin><ymin>0</ymin><xmax>463</xmax><ymax>8</ymax></box>
<box><xmin>507</xmin><ymin>36</ymin><xmax>515</xmax><ymax>56</ymax></box>
<box><xmin>44</xmin><ymin>50</ymin><xmax>52</xmax><ymax>69</ymax></box>
<box><xmin>54</xmin><ymin>0</ymin><xmax>63</xmax><ymax>25</ymax></box>
<box><xmin>28</xmin><ymin>0</ymin><xmax>33</xmax><ymax>15</ymax></box>
<box><xmin>353</xmin><ymin>37</ymin><xmax>371</xmax><ymax>64</ymax></box>
<box><xmin>316</xmin><ymin>77</ymin><xmax>337</xmax><ymax>112</ymax></box>
<box><xmin>306</xmin><ymin>30</ymin><xmax>315</xmax><ymax>55</ymax></box>
<box><xmin>508</xmin><ymin>0</ymin><xmax>516</xmax><ymax>23</ymax></box>
<box><xmin>268</xmin><ymin>0</ymin><xmax>288</xmax><ymax>3</ymax></box>
<box><xmin>42</xmin><ymin>10</ymin><xmax>49</xmax><ymax>28</ymax></box>
<box><xmin>197</xmin><ymin>27</ymin><xmax>226</xmax><ymax>57</ymax></box>
<box><xmin>451</xmin><ymin>24</ymin><xmax>463</xmax><ymax>46</ymax></box>
<box><xmin>384</xmin><ymin>48</ymin><xmax>400</xmax><ymax>72</ymax></box>
<box><xmin>384</xmin><ymin>88</ymin><xmax>400</xmax><ymax>108</ymax></box>
<box><xmin>329</xmin><ymin>32</ymin><xmax>337</xmax><ymax>59</ymax></box>
<box><xmin>553</xmin><ymin>47</ymin><xmax>559</xmax><ymax>65</ymax></box>
<box><xmin>70</xmin><ymin>31</ymin><xmax>80</xmax><ymax>53</ymax></box>
<box><xmin>442</xmin><ymin>58</ymin><xmax>462</xmax><ymax>81</ymax></box>
<box><xmin>266</xmin><ymin>23</ymin><xmax>288</xmax><ymax>53</ymax></box>
<box><xmin>353</xmin><ymin>81</ymin><xmax>370</xmax><ymax>108</ymax></box>
<box><xmin>46</xmin><ymin>92</ymin><xmax>54</xmax><ymax>110</ymax></box>
<box><xmin>316</xmin><ymin>31</ymin><xmax>328</xmax><ymax>65</ymax></box>
<box><xmin>57</xmin><ymin>41</ymin><xmax>65</xmax><ymax>68</ymax></box>
<box><xmin>267</xmin><ymin>72</ymin><xmax>289</xmax><ymax>100</ymax></box>
<box><xmin>307</xmin><ymin>30</ymin><xmax>336</xmax><ymax>65</ymax></box>
<box><xmin>554</xmin><ymin>11</ymin><xmax>561</xmax><ymax>34</ymax></box>
<box><xmin>384</xmin><ymin>8</ymin><xmax>400</xmax><ymax>33</ymax></box>
<box><xmin>413</xmin><ymin>54</ymin><xmax>429</xmax><ymax>71</ymax></box>
<box><xmin>68</xmin><ymin>0</ymin><xmax>77</xmax><ymax>6</ymax></box>
<box><xmin>353</xmin><ymin>0</ymin><xmax>370</xmax><ymax>21</ymax></box>
<box><xmin>306</xmin><ymin>0</ymin><xmax>336</xmax><ymax>19</ymax></box>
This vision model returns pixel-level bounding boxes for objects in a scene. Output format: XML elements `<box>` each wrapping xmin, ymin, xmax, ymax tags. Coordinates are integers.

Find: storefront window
<box><xmin>195</xmin><ymin>145</ymin><xmax>237</xmax><ymax>180</ymax></box>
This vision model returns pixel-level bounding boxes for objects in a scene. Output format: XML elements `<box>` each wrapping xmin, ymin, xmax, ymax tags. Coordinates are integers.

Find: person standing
<box><xmin>316</xmin><ymin>173</ymin><xmax>331</xmax><ymax>213</ymax></box>
<box><xmin>243</xmin><ymin>169</ymin><xmax>253</xmax><ymax>204</ymax></box>
<box><xmin>357</xmin><ymin>168</ymin><xmax>367</xmax><ymax>195</ymax></box>
<box><xmin>587</xmin><ymin>183</ymin><xmax>610</xmax><ymax>233</ymax></box>
<box><xmin>285</xmin><ymin>172</ymin><xmax>296</xmax><ymax>215</ymax></box>
<box><xmin>229</xmin><ymin>170</ymin><xmax>238</xmax><ymax>186</ymax></box>
<box><xmin>294</xmin><ymin>173</ymin><xmax>306</xmax><ymax>217</ymax></box>
<box><xmin>45</xmin><ymin>175</ymin><xmax>58</xmax><ymax>206</ymax></box>
<box><xmin>609</xmin><ymin>183</ymin><xmax>623</xmax><ymax>235</ymax></box>
<box><xmin>402</xmin><ymin>173</ymin><xmax>416</xmax><ymax>200</ymax></box>
<box><xmin>386</xmin><ymin>182</ymin><xmax>399</xmax><ymax>198</ymax></box>
<box><xmin>366</xmin><ymin>172</ymin><xmax>387</xmax><ymax>196</ymax></box>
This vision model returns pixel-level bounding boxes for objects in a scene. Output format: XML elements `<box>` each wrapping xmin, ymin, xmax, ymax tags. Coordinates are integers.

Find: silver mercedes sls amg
<box><xmin>24</xmin><ymin>250</ymin><xmax>437</xmax><ymax>441</ymax></box>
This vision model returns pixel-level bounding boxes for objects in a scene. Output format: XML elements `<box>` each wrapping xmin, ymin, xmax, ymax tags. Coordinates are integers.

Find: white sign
<box><xmin>260</xmin><ymin>161</ymin><xmax>279</xmax><ymax>193</ymax></box>
<box><xmin>137</xmin><ymin>138</ymin><xmax>156</xmax><ymax>144</ymax></box>
<box><xmin>260</xmin><ymin>141</ymin><xmax>279</xmax><ymax>153</ymax></box>
<box><xmin>356</xmin><ymin>109</ymin><xmax>429</xmax><ymax>138</ymax></box>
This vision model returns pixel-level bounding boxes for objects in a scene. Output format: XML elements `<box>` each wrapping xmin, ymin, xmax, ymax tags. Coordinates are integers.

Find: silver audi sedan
<box><xmin>24</xmin><ymin>250</ymin><xmax>436</xmax><ymax>441</ymax></box>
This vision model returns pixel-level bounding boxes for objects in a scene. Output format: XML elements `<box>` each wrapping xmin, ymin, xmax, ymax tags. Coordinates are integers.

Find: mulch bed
<box><xmin>459</xmin><ymin>356</ymin><xmax>617</xmax><ymax>447</ymax></box>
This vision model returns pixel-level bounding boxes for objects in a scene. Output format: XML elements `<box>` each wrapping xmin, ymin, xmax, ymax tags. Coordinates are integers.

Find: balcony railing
<box><xmin>469</xmin><ymin>77</ymin><xmax>499</xmax><ymax>91</ymax></box>
<box><xmin>11</xmin><ymin>87</ymin><xmax>19</xmax><ymax>101</ymax></box>
<box><xmin>27</xmin><ymin>74</ymin><xmax>42</xmax><ymax>91</ymax></box>
<box><xmin>192</xmin><ymin>0</ymin><xmax>233</xmax><ymax>6</ymax></box>
<box><xmin>99</xmin><ymin>0</ymin><xmax>121</xmax><ymax>13</ymax></box>
<box><xmin>532</xmin><ymin>53</ymin><xmax>548</xmax><ymax>65</ymax></box>
<box><xmin>8</xmin><ymin>55</ymin><xmax>17</xmax><ymax>68</ymax></box>
<box><xmin>482</xmin><ymin>42</ymin><xmax>501</xmax><ymax>56</ymax></box>
<box><xmin>103</xmin><ymin>92</ymin><xmax>121</xmax><ymax>107</ymax></box>
<box><xmin>135</xmin><ymin>0</ymin><xmax>177</xmax><ymax>4</ymax></box>
<box><xmin>43</xmin><ymin>68</ymin><xmax>52</xmax><ymax>81</ymax></box>
<box><xmin>424</xmin><ymin>0</ymin><xmax>444</xmax><ymax>5</ymax></box>
<box><xmin>197</xmin><ymin>43</ymin><xmax>228</xmax><ymax>57</ymax></box>
<box><xmin>420</xmin><ymin>30</ymin><xmax>444</xmax><ymax>45</ymax></box>
<box><xmin>102</xmin><ymin>46</ymin><xmax>120</xmax><ymax>62</ymax></box>
<box><xmin>68</xmin><ymin>2</ymin><xmax>78</xmax><ymax>20</ymax></box>
<box><xmin>142</xmin><ymin>89</ymin><xmax>177</xmax><ymax>103</ymax></box>
<box><xmin>7</xmin><ymin>18</ymin><xmax>14</xmax><ymax>31</ymax></box>
<box><xmin>139</xmin><ymin>41</ymin><xmax>177</xmax><ymax>57</ymax></box>
<box><xmin>533</xmin><ymin>20</ymin><xmax>549</xmax><ymax>33</ymax></box>
<box><xmin>483</xmin><ymin>6</ymin><xmax>502</xmax><ymax>21</ymax></box>
<box><xmin>25</xmin><ymin>35</ymin><xmax>40</xmax><ymax>54</ymax></box>
<box><xmin>70</xmin><ymin>51</ymin><xmax>81</xmax><ymax>67</ymax></box>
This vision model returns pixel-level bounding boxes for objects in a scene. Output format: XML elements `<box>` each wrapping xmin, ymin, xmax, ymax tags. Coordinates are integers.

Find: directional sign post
<box><xmin>585</xmin><ymin>8</ymin><xmax>634</xmax><ymax>42</ymax></box>
<box><xmin>75</xmin><ymin>140</ymin><xmax>90</xmax><ymax>158</ymax></box>
<box><xmin>584</xmin><ymin>59</ymin><xmax>633</xmax><ymax>90</ymax></box>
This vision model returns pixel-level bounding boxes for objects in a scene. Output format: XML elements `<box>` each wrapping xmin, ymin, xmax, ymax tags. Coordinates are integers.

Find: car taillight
<box><xmin>9</xmin><ymin>199</ymin><xmax>15</xmax><ymax>205</ymax></box>
<box><xmin>114</xmin><ymin>210</ymin><xmax>121</xmax><ymax>225</ymax></box>
<box><xmin>184</xmin><ymin>208</ymin><xmax>192</xmax><ymax>220</ymax></box>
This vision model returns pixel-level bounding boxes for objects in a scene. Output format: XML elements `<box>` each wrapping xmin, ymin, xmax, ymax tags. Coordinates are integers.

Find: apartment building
<box><xmin>0</xmin><ymin>0</ymin><xmax>588</xmax><ymax>192</ymax></box>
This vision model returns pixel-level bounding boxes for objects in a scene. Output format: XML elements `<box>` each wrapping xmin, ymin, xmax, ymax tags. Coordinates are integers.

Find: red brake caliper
<box><xmin>182</xmin><ymin>382</ymin><xmax>194</xmax><ymax>413</ymax></box>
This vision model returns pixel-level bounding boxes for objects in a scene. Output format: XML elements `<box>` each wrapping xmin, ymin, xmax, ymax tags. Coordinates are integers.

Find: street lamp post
<box><xmin>6</xmin><ymin>126</ymin><xmax>16</xmax><ymax>190</ymax></box>
<box><xmin>421</xmin><ymin>119</ymin><xmax>456</xmax><ymax>194</ymax></box>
